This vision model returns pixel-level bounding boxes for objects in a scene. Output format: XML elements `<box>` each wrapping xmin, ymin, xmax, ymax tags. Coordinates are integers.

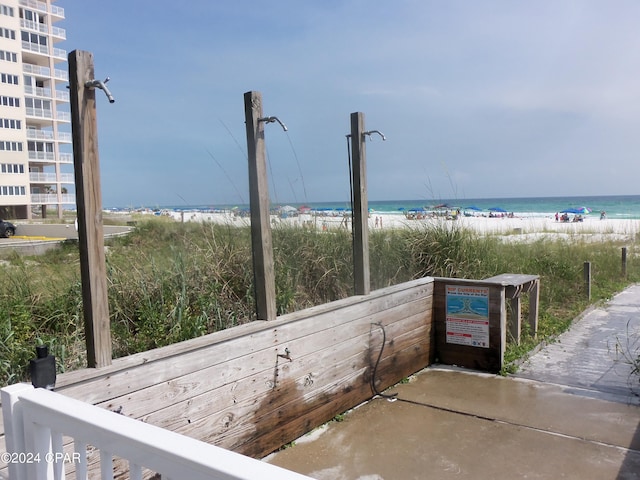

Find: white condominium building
<box><xmin>0</xmin><ymin>0</ymin><xmax>72</xmax><ymax>220</ymax></box>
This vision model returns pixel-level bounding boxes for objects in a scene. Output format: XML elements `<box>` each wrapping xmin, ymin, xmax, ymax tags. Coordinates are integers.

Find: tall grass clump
<box><xmin>1</xmin><ymin>216</ymin><xmax>638</xmax><ymax>386</ymax></box>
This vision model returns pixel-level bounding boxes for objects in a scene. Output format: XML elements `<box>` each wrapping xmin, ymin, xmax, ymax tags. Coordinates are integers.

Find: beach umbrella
<box><xmin>465</xmin><ymin>206</ymin><xmax>482</xmax><ymax>211</ymax></box>
<box><xmin>560</xmin><ymin>208</ymin><xmax>581</xmax><ymax>214</ymax></box>
<box><xmin>576</xmin><ymin>206</ymin><xmax>592</xmax><ymax>214</ymax></box>
<box><xmin>489</xmin><ymin>207</ymin><xmax>507</xmax><ymax>213</ymax></box>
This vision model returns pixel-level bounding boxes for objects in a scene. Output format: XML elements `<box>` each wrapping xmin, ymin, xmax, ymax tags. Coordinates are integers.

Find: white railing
<box><xmin>59</xmin><ymin>153</ymin><xmax>72</xmax><ymax>163</ymax></box>
<box><xmin>26</xmin><ymin>130</ymin><xmax>53</xmax><ymax>140</ymax></box>
<box><xmin>25</xmin><ymin>107</ymin><xmax>52</xmax><ymax>120</ymax></box>
<box><xmin>23</xmin><ymin>63</ymin><xmax>50</xmax><ymax>76</ymax></box>
<box><xmin>20</xmin><ymin>19</ymin><xmax>48</xmax><ymax>35</ymax></box>
<box><xmin>29</xmin><ymin>172</ymin><xmax>56</xmax><ymax>182</ymax></box>
<box><xmin>30</xmin><ymin>194</ymin><xmax>58</xmax><ymax>203</ymax></box>
<box><xmin>53</xmin><ymin>68</ymin><xmax>68</xmax><ymax>81</ymax></box>
<box><xmin>51</xmin><ymin>26</ymin><xmax>66</xmax><ymax>39</ymax></box>
<box><xmin>50</xmin><ymin>4</ymin><xmax>64</xmax><ymax>18</ymax></box>
<box><xmin>28</xmin><ymin>151</ymin><xmax>55</xmax><ymax>161</ymax></box>
<box><xmin>1</xmin><ymin>384</ymin><xmax>313</xmax><ymax>480</ymax></box>
<box><xmin>56</xmin><ymin>111</ymin><xmax>70</xmax><ymax>122</ymax></box>
<box><xmin>52</xmin><ymin>48</ymin><xmax>66</xmax><ymax>60</ymax></box>
<box><xmin>21</xmin><ymin>41</ymin><xmax>48</xmax><ymax>56</ymax></box>
<box><xmin>24</xmin><ymin>85</ymin><xmax>52</xmax><ymax>99</ymax></box>
<box><xmin>55</xmin><ymin>89</ymin><xmax>69</xmax><ymax>102</ymax></box>
<box><xmin>19</xmin><ymin>0</ymin><xmax>46</xmax><ymax>13</ymax></box>
<box><xmin>57</xmin><ymin>132</ymin><xmax>71</xmax><ymax>143</ymax></box>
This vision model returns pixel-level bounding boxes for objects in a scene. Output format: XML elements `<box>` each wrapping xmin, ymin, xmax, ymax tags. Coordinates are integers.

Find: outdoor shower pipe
<box><xmin>363</xmin><ymin>130</ymin><xmax>386</xmax><ymax>141</ymax></box>
<box><xmin>85</xmin><ymin>77</ymin><xmax>115</xmax><ymax>103</ymax></box>
<box><xmin>258</xmin><ymin>116</ymin><xmax>288</xmax><ymax>131</ymax></box>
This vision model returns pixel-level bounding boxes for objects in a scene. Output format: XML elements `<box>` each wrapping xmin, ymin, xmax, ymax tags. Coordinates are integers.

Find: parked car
<box><xmin>0</xmin><ymin>219</ymin><xmax>16</xmax><ymax>238</ymax></box>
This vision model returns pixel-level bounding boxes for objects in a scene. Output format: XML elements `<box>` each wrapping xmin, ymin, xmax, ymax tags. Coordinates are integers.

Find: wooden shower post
<box><xmin>244</xmin><ymin>91</ymin><xmax>277</xmax><ymax>321</ymax></box>
<box><xmin>68</xmin><ymin>50</ymin><xmax>112</xmax><ymax>367</ymax></box>
<box><xmin>350</xmin><ymin>112</ymin><xmax>370</xmax><ymax>295</ymax></box>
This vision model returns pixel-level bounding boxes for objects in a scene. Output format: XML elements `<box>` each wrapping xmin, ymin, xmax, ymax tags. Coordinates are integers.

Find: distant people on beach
<box><xmin>555</xmin><ymin>212</ymin><xmax>559</xmax><ymax>222</ymax></box>
<box><xmin>600</xmin><ymin>210</ymin><xmax>606</xmax><ymax>220</ymax></box>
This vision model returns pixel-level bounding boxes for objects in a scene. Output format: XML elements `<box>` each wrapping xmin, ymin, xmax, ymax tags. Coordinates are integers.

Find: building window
<box><xmin>25</xmin><ymin>98</ymin><xmax>50</xmax><ymax>110</ymax></box>
<box><xmin>0</xmin><ymin>118</ymin><xmax>21</xmax><ymax>129</ymax></box>
<box><xmin>0</xmin><ymin>185</ymin><xmax>24</xmax><ymax>196</ymax></box>
<box><xmin>0</xmin><ymin>141</ymin><xmax>23</xmax><ymax>151</ymax></box>
<box><xmin>0</xmin><ymin>5</ymin><xmax>14</xmax><ymax>17</ymax></box>
<box><xmin>0</xmin><ymin>96</ymin><xmax>19</xmax><ymax>107</ymax></box>
<box><xmin>1</xmin><ymin>164</ymin><xmax>24</xmax><ymax>173</ymax></box>
<box><xmin>0</xmin><ymin>50</ymin><xmax>17</xmax><ymax>62</ymax></box>
<box><xmin>21</xmin><ymin>31</ymin><xmax>47</xmax><ymax>47</ymax></box>
<box><xmin>0</xmin><ymin>28</ymin><xmax>15</xmax><ymax>40</ymax></box>
<box><xmin>0</xmin><ymin>73</ymin><xmax>18</xmax><ymax>85</ymax></box>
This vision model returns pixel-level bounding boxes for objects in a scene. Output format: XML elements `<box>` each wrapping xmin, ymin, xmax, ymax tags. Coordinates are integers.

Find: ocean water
<box><xmin>157</xmin><ymin>194</ymin><xmax>640</xmax><ymax>220</ymax></box>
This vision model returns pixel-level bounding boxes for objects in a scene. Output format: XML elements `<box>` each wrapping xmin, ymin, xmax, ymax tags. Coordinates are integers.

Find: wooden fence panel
<box><xmin>1</xmin><ymin>278</ymin><xmax>434</xmax><ymax>470</ymax></box>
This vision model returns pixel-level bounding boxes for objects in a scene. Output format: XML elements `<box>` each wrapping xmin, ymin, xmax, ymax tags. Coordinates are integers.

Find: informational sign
<box><xmin>446</xmin><ymin>285</ymin><xmax>490</xmax><ymax>348</ymax></box>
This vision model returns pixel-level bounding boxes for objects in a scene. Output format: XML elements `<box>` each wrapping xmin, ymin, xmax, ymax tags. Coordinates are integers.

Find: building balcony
<box><xmin>22</xmin><ymin>41</ymin><xmax>49</xmax><ymax>57</ymax></box>
<box><xmin>25</xmin><ymin>107</ymin><xmax>53</xmax><ymax>120</ymax></box>
<box><xmin>18</xmin><ymin>0</ymin><xmax>64</xmax><ymax>20</ymax></box>
<box><xmin>23</xmin><ymin>63</ymin><xmax>49</xmax><ymax>77</ymax></box>
<box><xmin>51</xmin><ymin>26</ymin><xmax>66</xmax><ymax>40</ymax></box>
<box><xmin>24</xmin><ymin>85</ymin><xmax>52</xmax><ymax>99</ymax></box>
<box><xmin>28</xmin><ymin>151</ymin><xmax>55</xmax><ymax>161</ymax></box>
<box><xmin>52</xmin><ymin>47</ymin><xmax>66</xmax><ymax>60</ymax></box>
<box><xmin>55</xmin><ymin>89</ymin><xmax>69</xmax><ymax>102</ymax></box>
<box><xmin>31</xmin><ymin>193</ymin><xmax>75</xmax><ymax>204</ymax></box>
<box><xmin>20</xmin><ymin>19</ymin><xmax>47</xmax><ymax>35</ymax></box>
<box><xmin>29</xmin><ymin>172</ymin><xmax>74</xmax><ymax>183</ymax></box>
<box><xmin>25</xmin><ymin>129</ymin><xmax>71</xmax><ymax>142</ymax></box>
<box><xmin>50</xmin><ymin>4</ymin><xmax>65</xmax><ymax>19</ymax></box>
<box><xmin>59</xmin><ymin>153</ymin><xmax>73</xmax><ymax>163</ymax></box>
<box><xmin>57</xmin><ymin>111</ymin><xmax>70</xmax><ymax>122</ymax></box>
<box><xmin>26</xmin><ymin>129</ymin><xmax>53</xmax><ymax>141</ymax></box>
<box><xmin>54</xmin><ymin>68</ymin><xmax>68</xmax><ymax>81</ymax></box>
<box><xmin>19</xmin><ymin>0</ymin><xmax>46</xmax><ymax>14</ymax></box>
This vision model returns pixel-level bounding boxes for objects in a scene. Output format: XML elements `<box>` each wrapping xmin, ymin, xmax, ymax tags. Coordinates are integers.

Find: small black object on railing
<box><xmin>29</xmin><ymin>345</ymin><xmax>56</xmax><ymax>390</ymax></box>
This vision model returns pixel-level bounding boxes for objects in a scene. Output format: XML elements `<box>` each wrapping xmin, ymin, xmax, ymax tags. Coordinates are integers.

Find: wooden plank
<box><xmin>350</xmin><ymin>112</ymin><xmax>370</xmax><ymax>295</ymax></box>
<box><xmin>56</xmin><ymin>282</ymin><xmax>433</xmax><ymax>404</ymax></box>
<box><xmin>48</xmin><ymin>278</ymin><xmax>432</xmax><ymax>390</ymax></box>
<box><xmin>100</xmin><ymin>305</ymin><xmax>431</xmax><ymax>428</ymax></box>
<box><xmin>68</xmin><ymin>50</ymin><xmax>112</xmax><ymax>368</ymax></box>
<box><xmin>244</xmin><ymin>91</ymin><xmax>276</xmax><ymax>321</ymax></box>
<box><xmin>529</xmin><ymin>280</ymin><xmax>540</xmax><ymax>337</ymax></box>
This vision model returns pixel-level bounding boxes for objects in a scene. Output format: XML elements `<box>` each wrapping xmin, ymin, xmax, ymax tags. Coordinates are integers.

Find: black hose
<box><xmin>371</xmin><ymin>323</ymin><xmax>398</xmax><ymax>400</ymax></box>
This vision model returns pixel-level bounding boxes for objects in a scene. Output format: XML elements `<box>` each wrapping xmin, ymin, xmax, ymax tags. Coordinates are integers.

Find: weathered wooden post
<box><xmin>68</xmin><ymin>50</ymin><xmax>112</xmax><ymax>367</ymax></box>
<box><xmin>244</xmin><ymin>91</ymin><xmax>277</xmax><ymax>321</ymax></box>
<box><xmin>622</xmin><ymin>247</ymin><xmax>628</xmax><ymax>278</ymax></box>
<box><xmin>350</xmin><ymin>112</ymin><xmax>370</xmax><ymax>295</ymax></box>
<box><xmin>583</xmin><ymin>261</ymin><xmax>591</xmax><ymax>301</ymax></box>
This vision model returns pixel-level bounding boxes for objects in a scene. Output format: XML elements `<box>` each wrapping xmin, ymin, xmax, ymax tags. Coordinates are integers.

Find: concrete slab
<box><xmin>266</xmin><ymin>285</ymin><xmax>640</xmax><ymax>479</ymax></box>
<box><xmin>266</xmin><ymin>368</ymin><xmax>640</xmax><ymax>479</ymax></box>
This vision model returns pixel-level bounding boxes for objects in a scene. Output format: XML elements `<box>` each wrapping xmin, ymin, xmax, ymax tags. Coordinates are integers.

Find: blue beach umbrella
<box><xmin>465</xmin><ymin>206</ymin><xmax>482</xmax><ymax>211</ymax></box>
<box><xmin>489</xmin><ymin>207</ymin><xmax>507</xmax><ymax>213</ymax></box>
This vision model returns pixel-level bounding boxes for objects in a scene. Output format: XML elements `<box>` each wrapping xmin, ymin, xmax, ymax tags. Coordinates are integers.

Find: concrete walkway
<box><xmin>266</xmin><ymin>287</ymin><xmax>640</xmax><ymax>479</ymax></box>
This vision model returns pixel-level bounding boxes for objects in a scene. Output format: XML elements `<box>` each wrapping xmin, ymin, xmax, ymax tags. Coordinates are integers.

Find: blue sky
<box><xmin>60</xmin><ymin>1</ymin><xmax>640</xmax><ymax>208</ymax></box>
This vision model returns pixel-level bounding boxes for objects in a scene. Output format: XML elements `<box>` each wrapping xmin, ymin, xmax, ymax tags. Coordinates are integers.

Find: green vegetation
<box><xmin>0</xmin><ymin>218</ymin><xmax>638</xmax><ymax>386</ymax></box>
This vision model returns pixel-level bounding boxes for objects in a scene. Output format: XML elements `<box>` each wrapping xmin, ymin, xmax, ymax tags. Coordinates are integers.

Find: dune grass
<box><xmin>0</xmin><ymin>218</ymin><xmax>637</xmax><ymax>386</ymax></box>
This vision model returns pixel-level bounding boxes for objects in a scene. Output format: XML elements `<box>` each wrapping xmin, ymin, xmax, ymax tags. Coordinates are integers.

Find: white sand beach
<box><xmin>149</xmin><ymin>209</ymin><xmax>640</xmax><ymax>243</ymax></box>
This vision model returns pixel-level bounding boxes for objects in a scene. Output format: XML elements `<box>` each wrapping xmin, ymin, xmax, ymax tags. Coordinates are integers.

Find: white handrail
<box><xmin>2</xmin><ymin>384</ymin><xmax>312</xmax><ymax>480</ymax></box>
